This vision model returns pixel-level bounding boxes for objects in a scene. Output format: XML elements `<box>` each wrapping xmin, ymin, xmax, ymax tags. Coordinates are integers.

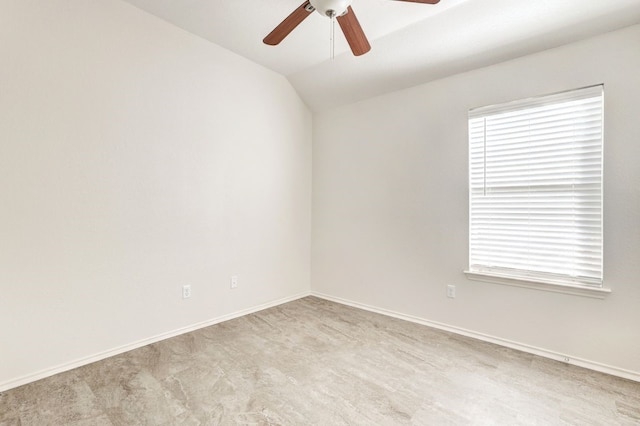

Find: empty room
<box><xmin>1</xmin><ymin>0</ymin><xmax>640</xmax><ymax>424</ymax></box>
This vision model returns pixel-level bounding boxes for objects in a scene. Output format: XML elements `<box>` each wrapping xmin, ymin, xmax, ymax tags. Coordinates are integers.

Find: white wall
<box><xmin>312</xmin><ymin>25</ymin><xmax>640</xmax><ymax>377</ymax></box>
<box><xmin>0</xmin><ymin>0</ymin><xmax>311</xmax><ymax>390</ymax></box>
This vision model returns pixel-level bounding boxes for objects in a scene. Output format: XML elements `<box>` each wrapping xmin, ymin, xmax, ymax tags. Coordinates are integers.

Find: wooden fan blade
<box><xmin>393</xmin><ymin>0</ymin><xmax>440</xmax><ymax>4</ymax></box>
<box><xmin>263</xmin><ymin>1</ymin><xmax>314</xmax><ymax>46</ymax></box>
<box><xmin>336</xmin><ymin>6</ymin><xmax>371</xmax><ymax>56</ymax></box>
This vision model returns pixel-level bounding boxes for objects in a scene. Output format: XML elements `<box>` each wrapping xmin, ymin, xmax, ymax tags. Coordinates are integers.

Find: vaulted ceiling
<box><xmin>122</xmin><ymin>0</ymin><xmax>640</xmax><ymax>111</ymax></box>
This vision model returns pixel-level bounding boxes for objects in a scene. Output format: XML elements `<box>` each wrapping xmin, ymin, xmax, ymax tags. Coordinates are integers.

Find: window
<box><xmin>467</xmin><ymin>85</ymin><xmax>604</xmax><ymax>292</ymax></box>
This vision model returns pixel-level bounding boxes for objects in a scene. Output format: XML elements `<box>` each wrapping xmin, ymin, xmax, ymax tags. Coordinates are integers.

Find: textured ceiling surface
<box><xmin>122</xmin><ymin>0</ymin><xmax>640</xmax><ymax>111</ymax></box>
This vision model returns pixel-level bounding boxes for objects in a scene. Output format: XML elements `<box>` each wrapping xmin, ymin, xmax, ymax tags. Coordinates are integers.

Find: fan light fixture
<box><xmin>309</xmin><ymin>0</ymin><xmax>352</xmax><ymax>17</ymax></box>
<box><xmin>263</xmin><ymin>0</ymin><xmax>440</xmax><ymax>57</ymax></box>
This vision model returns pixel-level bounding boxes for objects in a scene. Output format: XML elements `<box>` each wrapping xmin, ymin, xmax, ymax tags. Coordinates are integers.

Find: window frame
<box><xmin>464</xmin><ymin>86</ymin><xmax>610</xmax><ymax>298</ymax></box>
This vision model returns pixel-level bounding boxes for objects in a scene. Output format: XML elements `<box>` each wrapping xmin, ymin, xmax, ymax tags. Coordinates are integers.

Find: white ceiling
<box><xmin>122</xmin><ymin>0</ymin><xmax>640</xmax><ymax>111</ymax></box>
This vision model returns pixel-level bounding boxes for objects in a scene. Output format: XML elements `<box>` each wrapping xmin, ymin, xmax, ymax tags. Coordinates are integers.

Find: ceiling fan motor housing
<box><xmin>309</xmin><ymin>0</ymin><xmax>352</xmax><ymax>17</ymax></box>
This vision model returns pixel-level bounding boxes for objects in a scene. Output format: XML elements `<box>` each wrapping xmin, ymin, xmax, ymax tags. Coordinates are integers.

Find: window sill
<box><xmin>463</xmin><ymin>271</ymin><xmax>611</xmax><ymax>299</ymax></box>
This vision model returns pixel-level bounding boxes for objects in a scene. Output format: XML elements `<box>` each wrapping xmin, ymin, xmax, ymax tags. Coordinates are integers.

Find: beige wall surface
<box><xmin>312</xmin><ymin>25</ymin><xmax>640</xmax><ymax>376</ymax></box>
<box><xmin>0</xmin><ymin>0</ymin><xmax>311</xmax><ymax>389</ymax></box>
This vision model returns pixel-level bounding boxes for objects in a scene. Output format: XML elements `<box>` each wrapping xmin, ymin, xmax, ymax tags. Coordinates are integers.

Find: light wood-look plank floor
<box><xmin>1</xmin><ymin>296</ymin><xmax>639</xmax><ymax>425</ymax></box>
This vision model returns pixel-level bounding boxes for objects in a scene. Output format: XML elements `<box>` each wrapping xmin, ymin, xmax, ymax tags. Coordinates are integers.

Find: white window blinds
<box><xmin>468</xmin><ymin>85</ymin><xmax>603</xmax><ymax>287</ymax></box>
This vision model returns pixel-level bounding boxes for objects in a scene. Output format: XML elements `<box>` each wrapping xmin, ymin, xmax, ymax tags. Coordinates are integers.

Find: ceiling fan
<box><xmin>263</xmin><ymin>0</ymin><xmax>441</xmax><ymax>56</ymax></box>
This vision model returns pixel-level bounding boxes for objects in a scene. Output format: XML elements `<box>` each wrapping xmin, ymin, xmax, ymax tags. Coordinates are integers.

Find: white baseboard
<box><xmin>0</xmin><ymin>291</ymin><xmax>310</xmax><ymax>393</ymax></box>
<box><xmin>5</xmin><ymin>290</ymin><xmax>637</xmax><ymax>393</ymax></box>
<box><xmin>311</xmin><ymin>291</ymin><xmax>640</xmax><ymax>383</ymax></box>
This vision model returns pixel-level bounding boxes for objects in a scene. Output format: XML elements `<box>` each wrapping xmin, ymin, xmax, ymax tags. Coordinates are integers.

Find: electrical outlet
<box><xmin>230</xmin><ymin>275</ymin><xmax>238</xmax><ymax>289</ymax></box>
<box><xmin>182</xmin><ymin>285</ymin><xmax>191</xmax><ymax>299</ymax></box>
<box><xmin>447</xmin><ymin>285</ymin><xmax>456</xmax><ymax>298</ymax></box>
